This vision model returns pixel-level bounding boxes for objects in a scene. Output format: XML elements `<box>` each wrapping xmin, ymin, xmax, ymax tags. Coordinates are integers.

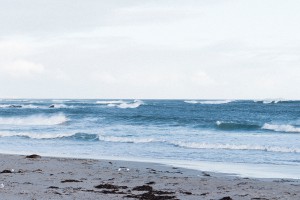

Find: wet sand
<box><xmin>0</xmin><ymin>153</ymin><xmax>299</xmax><ymax>200</ymax></box>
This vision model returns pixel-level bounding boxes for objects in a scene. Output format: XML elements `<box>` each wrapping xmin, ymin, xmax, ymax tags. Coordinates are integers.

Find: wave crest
<box><xmin>262</xmin><ymin>123</ymin><xmax>300</xmax><ymax>133</ymax></box>
<box><xmin>0</xmin><ymin>113</ymin><xmax>68</xmax><ymax>126</ymax></box>
<box><xmin>216</xmin><ymin>121</ymin><xmax>260</xmax><ymax>130</ymax></box>
<box><xmin>184</xmin><ymin>100</ymin><xmax>233</xmax><ymax>104</ymax></box>
<box><xmin>97</xmin><ymin>100</ymin><xmax>144</xmax><ymax>109</ymax></box>
<box><xmin>98</xmin><ymin>135</ymin><xmax>160</xmax><ymax>143</ymax></box>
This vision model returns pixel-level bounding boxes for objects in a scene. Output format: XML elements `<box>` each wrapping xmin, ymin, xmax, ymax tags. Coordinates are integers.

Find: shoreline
<box><xmin>2</xmin><ymin>150</ymin><xmax>299</xmax><ymax>179</ymax></box>
<box><xmin>0</xmin><ymin>153</ymin><xmax>299</xmax><ymax>199</ymax></box>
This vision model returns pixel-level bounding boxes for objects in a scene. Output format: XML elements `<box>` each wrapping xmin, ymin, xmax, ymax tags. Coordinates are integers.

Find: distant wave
<box><xmin>98</xmin><ymin>135</ymin><xmax>160</xmax><ymax>143</ymax></box>
<box><xmin>96</xmin><ymin>100</ymin><xmax>125</xmax><ymax>104</ymax></box>
<box><xmin>0</xmin><ymin>113</ymin><xmax>68</xmax><ymax>126</ymax></box>
<box><xmin>97</xmin><ymin>100</ymin><xmax>144</xmax><ymax>109</ymax></box>
<box><xmin>262</xmin><ymin>123</ymin><xmax>300</xmax><ymax>133</ymax></box>
<box><xmin>172</xmin><ymin>141</ymin><xmax>299</xmax><ymax>153</ymax></box>
<box><xmin>216</xmin><ymin>121</ymin><xmax>260</xmax><ymax>130</ymax></box>
<box><xmin>254</xmin><ymin>99</ymin><xmax>300</xmax><ymax>104</ymax></box>
<box><xmin>184</xmin><ymin>100</ymin><xmax>233</xmax><ymax>104</ymax></box>
<box><xmin>0</xmin><ymin>104</ymin><xmax>73</xmax><ymax>109</ymax></box>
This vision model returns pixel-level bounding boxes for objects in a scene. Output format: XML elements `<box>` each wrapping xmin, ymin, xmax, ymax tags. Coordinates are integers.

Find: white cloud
<box><xmin>1</xmin><ymin>60</ymin><xmax>44</xmax><ymax>77</ymax></box>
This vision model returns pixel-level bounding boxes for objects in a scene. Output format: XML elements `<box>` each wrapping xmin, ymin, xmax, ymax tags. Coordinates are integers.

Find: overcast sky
<box><xmin>0</xmin><ymin>0</ymin><xmax>299</xmax><ymax>99</ymax></box>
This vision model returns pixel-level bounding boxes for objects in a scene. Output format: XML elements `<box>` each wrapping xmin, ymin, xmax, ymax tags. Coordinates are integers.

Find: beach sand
<box><xmin>0</xmin><ymin>154</ymin><xmax>299</xmax><ymax>200</ymax></box>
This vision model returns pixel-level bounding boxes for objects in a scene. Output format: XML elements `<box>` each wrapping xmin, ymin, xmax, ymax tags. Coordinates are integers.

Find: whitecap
<box><xmin>184</xmin><ymin>100</ymin><xmax>233</xmax><ymax>104</ymax></box>
<box><xmin>96</xmin><ymin>100</ymin><xmax>125</xmax><ymax>104</ymax></box>
<box><xmin>0</xmin><ymin>113</ymin><xmax>68</xmax><ymax>126</ymax></box>
<box><xmin>98</xmin><ymin>135</ymin><xmax>160</xmax><ymax>143</ymax></box>
<box><xmin>98</xmin><ymin>100</ymin><xmax>144</xmax><ymax>109</ymax></box>
<box><xmin>0</xmin><ymin>131</ymin><xmax>75</xmax><ymax>139</ymax></box>
<box><xmin>262</xmin><ymin>123</ymin><xmax>300</xmax><ymax>133</ymax></box>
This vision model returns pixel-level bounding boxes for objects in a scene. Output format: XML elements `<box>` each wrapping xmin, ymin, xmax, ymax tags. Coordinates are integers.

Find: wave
<box><xmin>172</xmin><ymin>141</ymin><xmax>299</xmax><ymax>153</ymax></box>
<box><xmin>254</xmin><ymin>99</ymin><xmax>300</xmax><ymax>104</ymax></box>
<box><xmin>98</xmin><ymin>135</ymin><xmax>161</xmax><ymax>143</ymax></box>
<box><xmin>49</xmin><ymin>104</ymin><xmax>72</xmax><ymax>108</ymax></box>
<box><xmin>97</xmin><ymin>100</ymin><xmax>144</xmax><ymax>109</ymax></box>
<box><xmin>0</xmin><ymin>104</ymin><xmax>74</xmax><ymax>109</ymax></box>
<box><xmin>262</xmin><ymin>123</ymin><xmax>300</xmax><ymax>133</ymax></box>
<box><xmin>216</xmin><ymin>121</ymin><xmax>260</xmax><ymax>130</ymax></box>
<box><xmin>0</xmin><ymin>113</ymin><xmax>68</xmax><ymax>126</ymax></box>
<box><xmin>184</xmin><ymin>100</ymin><xmax>233</xmax><ymax>104</ymax></box>
<box><xmin>0</xmin><ymin>131</ymin><xmax>75</xmax><ymax>139</ymax></box>
<box><xmin>96</xmin><ymin>100</ymin><xmax>126</xmax><ymax>104</ymax></box>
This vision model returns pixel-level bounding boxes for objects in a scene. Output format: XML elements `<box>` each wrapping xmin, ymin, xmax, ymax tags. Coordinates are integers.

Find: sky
<box><xmin>0</xmin><ymin>0</ymin><xmax>299</xmax><ymax>99</ymax></box>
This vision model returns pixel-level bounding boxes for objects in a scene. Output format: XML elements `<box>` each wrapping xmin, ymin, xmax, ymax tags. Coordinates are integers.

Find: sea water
<box><xmin>0</xmin><ymin>99</ymin><xmax>299</xmax><ymax>178</ymax></box>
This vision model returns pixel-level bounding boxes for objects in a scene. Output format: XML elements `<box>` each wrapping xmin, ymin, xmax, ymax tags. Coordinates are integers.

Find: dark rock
<box><xmin>133</xmin><ymin>185</ymin><xmax>153</xmax><ymax>191</ymax></box>
<box><xmin>49</xmin><ymin>105</ymin><xmax>55</xmax><ymax>108</ymax></box>
<box><xmin>202</xmin><ymin>172</ymin><xmax>211</xmax><ymax>177</ymax></box>
<box><xmin>0</xmin><ymin>170</ymin><xmax>12</xmax><ymax>173</ymax></box>
<box><xmin>61</xmin><ymin>179</ymin><xmax>82</xmax><ymax>183</ymax></box>
<box><xmin>9</xmin><ymin>105</ymin><xmax>22</xmax><ymax>108</ymax></box>
<box><xmin>146</xmin><ymin>181</ymin><xmax>156</xmax><ymax>185</ymax></box>
<box><xmin>48</xmin><ymin>186</ymin><xmax>59</xmax><ymax>189</ymax></box>
<box><xmin>94</xmin><ymin>183</ymin><xmax>127</xmax><ymax>190</ymax></box>
<box><xmin>25</xmin><ymin>154</ymin><xmax>41</xmax><ymax>159</ymax></box>
<box><xmin>220</xmin><ymin>197</ymin><xmax>233</xmax><ymax>200</ymax></box>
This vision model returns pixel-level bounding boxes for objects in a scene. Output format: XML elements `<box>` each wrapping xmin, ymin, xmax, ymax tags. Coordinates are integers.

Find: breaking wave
<box><xmin>172</xmin><ymin>141</ymin><xmax>299</xmax><ymax>153</ymax></box>
<box><xmin>98</xmin><ymin>135</ymin><xmax>160</xmax><ymax>143</ymax></box>
<box><xmin>262</xmin><ymin>123</ymin><xmax>300</xmax><ymax>133</ymax></box>
<box><xmin>0</xmin><ymin>113</ymin><xmax>68</xmax><ymax>126</ymax></box>
<box><xmin>97</xmin><ymin>100</ymin><xmax>144</xmax><ymax>109</ymax></box>
<box><xmin>0</xmin><ymin>131</ymin><xmax>75</xmax><ymax>139</ymax></box>
<box><xmin>96</xmin><ymin>100</ymin><xmax>126</xmax><ymax>104</ymax></box>
<box><xmin>184</xmin><ymin>100</ymin><xmax>233</xmax><ymax>104</ymax></box>
<box><xmin>254</xmin><ymin>99</ymin><xmax>300</xmax><ymax>104</ymax></box>
<box><xmin>216</xmin><ymin>121</ymin><xmax>260</xmax><ymax>130</ymax></box>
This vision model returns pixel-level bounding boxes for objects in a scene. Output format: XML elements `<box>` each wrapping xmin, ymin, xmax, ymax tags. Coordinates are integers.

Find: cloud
<box><xmin>1</xmin><ymin>60</ymin><xmax>44</xmax><ymax>77</ymax></box>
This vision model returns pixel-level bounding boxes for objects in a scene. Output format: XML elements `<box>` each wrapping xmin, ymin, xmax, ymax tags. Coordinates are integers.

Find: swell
<box><xmin>215</xmin><ymin>121</ymin><xmax>261</xmax><ymax>131</ymax></box>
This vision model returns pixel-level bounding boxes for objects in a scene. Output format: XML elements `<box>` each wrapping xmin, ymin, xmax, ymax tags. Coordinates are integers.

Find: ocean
<box><xmin>0</xmin><ymin>99</ymin><xmax>299</xmax><ymax>178</ymax></box>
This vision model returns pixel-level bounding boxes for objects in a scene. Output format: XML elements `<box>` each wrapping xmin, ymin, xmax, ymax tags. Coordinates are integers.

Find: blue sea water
<box><xmin>0</xmin><ymin>99</ymin><xmax>299</xmax><ymax>178</ymax></box>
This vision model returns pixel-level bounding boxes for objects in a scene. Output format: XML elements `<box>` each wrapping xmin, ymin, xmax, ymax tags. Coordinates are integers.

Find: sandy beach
<box><xmin>0</xmin><ymin>154</ymin><xmax>299</xmax><ymax>200</ymax></box>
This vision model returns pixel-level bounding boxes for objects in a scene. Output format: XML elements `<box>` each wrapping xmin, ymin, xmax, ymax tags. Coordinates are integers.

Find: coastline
<box><xmin>0</xmin><ymin>153</ymin><xmax>299</xmax><ymax>199</ymax></box>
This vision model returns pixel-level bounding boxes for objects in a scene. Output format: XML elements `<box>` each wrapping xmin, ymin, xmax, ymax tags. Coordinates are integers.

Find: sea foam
<box><xmin>262</xmin><ymin>123</ymin><xmax>300</xmax><ymax>133</ymax></box>
<box><xmin>172</xmin><ymin>141</ymin><xmax>299</xmax><ymax>153</ymax></box>
<box><xmin>0</xmin><ymin>113</ymin><xmax>68</xmax><ymax>126</ymax></box>
<box><xmin>97</xmin><ymin>100</ymin><xmax>143</xmax><ymax>109</ymax></box>
<box><xmin>184</xmin><ymin>100</ymin><xmax>233</xmax><ymax>104</ymax></box>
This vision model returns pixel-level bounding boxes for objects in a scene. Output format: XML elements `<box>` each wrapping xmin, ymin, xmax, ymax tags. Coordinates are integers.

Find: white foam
<box><xmin>262</xmin><ymin>123</ymin><xmax>300</xmax><ymax>133</ymax></box>
<box><xmin>184</xmin><ymin>100</ymin><xmax>233</xmax><ymax>104</ymax></box>
<box><xmin>98</xmin><ymin>135</ymin><xmax>160</xmax><ymax>143</ymax></box>
<box><xmin>99</xmin><ymin>100</ymin><xmax>144</xmax><ymax>109</ymax></box>
<box><xmin>172</xmin><ymin>141</ymin><xmax>299</xmax><ymax>153</ymax></box>
<box><xmin>96</xmin><ymin>100</ymin><xmax>125</xmax><ymax>104</ymax></box>
<box><xmin>0</xmin><ymin>113</ymin><xmax>68</xmax><ymax>126</ymax></box>
<box><xmin>50</xmin><ymin>104</ymin><xmax>70</xmax><ymax>108</ymax></box>
<box><xmin>216</xmin><ymin>121</ymin><xmax>222</xmax><ymax>125</ymax></box>
<box><xmin>184</xmin><ymin>100</ymin><xmax>198</xmax><ymax>104</ymax></box>
<box><xmin>0</xmin><ymin>131</ymin><xmax>74</xmax><ymax>139</ymax></box>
